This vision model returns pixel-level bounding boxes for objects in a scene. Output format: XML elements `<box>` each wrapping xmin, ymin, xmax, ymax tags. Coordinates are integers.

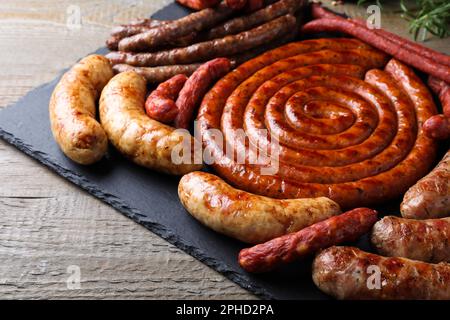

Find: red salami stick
<box><xmin>175</xmin><ymin>58</ymin><xmax>231</xmax><ymax>129</ymax></box>
<box><xmin>301</xmin><ymin>18</ymin><xmax>450</xmax><ymax>82</ymax></box>
<box><xmin>145</xmin><ymin>74</ymin><xmax>188</xmax><ymax>124</ymax></box>
<box><xmin>239</xmin><ymin>208</ymin><xmax>378</xmax><ymax>273</ymax></box>
<box><xmin>310</xmin><ymin>4</ymin><xmax>450</xmax><ymax>68</ymax></box>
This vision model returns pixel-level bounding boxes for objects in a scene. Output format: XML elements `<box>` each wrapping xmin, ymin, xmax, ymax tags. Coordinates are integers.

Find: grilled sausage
<box><xmin>401</xmin><ymin>150</ymin><xmax>450</xmax><ymax>219</ymax></box>
<box><xmin>423</xmin><ymin>115</ymin><xmax>450</xmax><ymax>140</ymax></box>
<box><xmin>301</xmin><ymin>18</ymin><xmax>450</xmax><ymax>83</ymax></box>
<box><xmin>202</xmin><ymin>0</ymin><xmax>305</xmax><ymax>41</ymax></box>
<box><xmin>197</xmin><ymin>38</ymin><xmax>437</xmax><ymax>208</ymax></box>
<box><xmin>145</xmin><ymin>74</ymin><xmax>188</xmax><ymax>125</ymax></box>
<box><xmin>313</xmin><ymin>246</ymin><xmax>450</xmax><ymax>300</ymax></box>
<box><xmin>112</xmin><ymin>63</ymin><xmax>203</xmax><ymax>84</ymax></box>
<box><xmin>178</xmin><ymin>171</ymin><xmax>341</xmax><ymax>244</ymax></box>
<box><xmin>175</xmin><ymin>58</ymin><xmax>231</xmax><ymax>129</ymax></box>
<box><xmin>99</xmin><ymin>71</ymin><xmax>203</xmax><ymax>175</ymax></box>
<box><xmin>49</xmin><ymin>55</ymin><xmax>113</xmax><ymax>165</ymax></box>
<box><xmin>107</xmin><ymin>14</ymin><xmax>297</xmax><ymax>67</ymax></box>
<box><xmin>371</xmin><ymin>216</ymin><xmax>450</xmax><ymax>263</ymax></box>
<box><xmin>238</xmin><ymin>208</ymin><xmax>377</xmax><ymax>272</ymax></box>
<box><xmin>118</xmin><ymin>1</ymin><xmax>233</xmax><ymax>52</ymax></box>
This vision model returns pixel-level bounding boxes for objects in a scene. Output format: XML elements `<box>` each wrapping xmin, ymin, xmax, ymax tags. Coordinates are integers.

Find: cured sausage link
<box><xmin>203</xmin><ymin>0</ymin><xmax>305</xmax><ymax>41</ymax></box>
<box><xmin>145</xmin><ymin>74</ymin><xmax>188</xmax><ymax>124</ymax></box>
<box><xmin>178</xmin><ymin>171</ymin><xmax>341</xmax><ymax>244</ymax></box>
<box><xmin>310</xmin><ymin>3</ymin><xmax>450</xmax><ymax>68</ymax></box>
<box><xmin>118</xmin><ymin>1</ymin><xmax>234</xmax><ymax>52</ymax></box>
<box><xmin>301</xmin><ymin>18</ymin><xmax>450</xmax><ymax>82</ymax></box>
<box><xmin>238</xmin><ymin>208</ymin><xmax>378</xmax><ymax>273</ymax></box>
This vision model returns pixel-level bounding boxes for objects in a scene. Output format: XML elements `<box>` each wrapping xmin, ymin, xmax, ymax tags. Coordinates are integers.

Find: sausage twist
<box><xmin>197</xmin><ymin>38</ymin><xmax>438</xmax><ymax>208</ymax></box>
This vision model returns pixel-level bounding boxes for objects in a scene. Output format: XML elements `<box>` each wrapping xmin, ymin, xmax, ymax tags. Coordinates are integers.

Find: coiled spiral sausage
<box><xmin>197</xmin><ymin>38</ymin><xmax>438</xmax><ymax>208</ymax></box>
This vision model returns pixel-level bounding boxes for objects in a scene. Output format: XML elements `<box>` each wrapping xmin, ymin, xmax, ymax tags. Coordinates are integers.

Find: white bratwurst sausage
<box><xmin>99</xmin><ymin>71</ymin><xmax>202</xmax><ymax>175</ymax></box>
<box><xmin>178</xmin><ymin>171</ymin><xmax>341</xmax><ymax>243</ymax></box>
<box><xmin>49</xmin><ymin>55</ymin><xmax>113</xmax><ymax>164</ymax></box>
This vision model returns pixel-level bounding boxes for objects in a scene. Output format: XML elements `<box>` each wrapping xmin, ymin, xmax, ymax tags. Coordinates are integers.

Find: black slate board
<box><xmin>0</xmin><ymin>2</ymin><xmax>406</xmax><ymax>300</ymax></box>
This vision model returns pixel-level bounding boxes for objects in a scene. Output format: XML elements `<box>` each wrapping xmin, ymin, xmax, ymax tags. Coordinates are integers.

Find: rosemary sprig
<box><xmin>356</xmin><ymin>0</ymin><xmax>450</xmax><ymax>40</ymax></box>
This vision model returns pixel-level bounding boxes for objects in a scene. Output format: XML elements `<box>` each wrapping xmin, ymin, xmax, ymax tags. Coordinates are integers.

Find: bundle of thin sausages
<box><xmin>105</xmin><ymin>0</ymin><xmax>307</xmax><ymax>83</ymax></box>
<box><xmin>303</xmin><ymin>3</ymin><xmax>450</xmax><ymax>140</ymax></box>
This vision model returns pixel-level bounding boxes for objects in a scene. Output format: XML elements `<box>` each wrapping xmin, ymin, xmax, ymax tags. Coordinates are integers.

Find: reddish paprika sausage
<box><xmin>145</xmin><ymin>74</ymin><xmax>188</xmax><ymax>125</ymax></box>
<box><xmin>313</xmin><ymin>246</ymin><xmax>450</xmax><ymax>300</ymax></box>
<box><xmin>371</xmin><ymin>216</ymin><xmax>450</xmax><ymax>263</ymax></box>
<box><xmin>175</xmin><ymin>58</ymin><xmax>231</xmax><ymax>129</ymax></box>
<box><xmin>238</xmin><ymin>208</ymin><xmax>378</xmax><ymax>273</ymax></box>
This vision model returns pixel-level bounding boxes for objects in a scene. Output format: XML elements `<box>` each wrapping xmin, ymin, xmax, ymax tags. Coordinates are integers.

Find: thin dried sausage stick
<box><xmin>202</xmin><ymin>0</ymin><xmax>305</xmax><ymax>41</ymax></box>
<box><xmin>371</xmin><ymin>216</ymin><xmax>450</xmax><ymax>263</ymax></box>
<box><xmin>49</xmin><ymin>55</ymin><xmax>113</xmax><ymax>165</ymax></box>
<box><xmin>110</xmin><ymin>34</ymin><xmax>293</xmax><ymax>84</ymax></box>
<box><xmin>118</xmin><ymin>1</ymin><xmax>234</xmax><ymax>52</ymax></box>
<box><xmin>423</xmin><ymin>115</ymin><xmax>450</xmax><ymax>140</ymax></box>
<box><xmin>108</xmin><ymin>14</ymin><xmax>297</xmax><ymax>67</ymax></box>
<box><xmin>178</xmin><ymin>171</ymin><xmax>341</xmax><ymax>244</ymax></box>
<box><xmin>401</xmin><ymin>149</ymin><xmax>450</xmax><ymax>219</ymax></box>
<box><xmin>301</xmin><ymin>18</ymin><xmax>450</xmax><ymax>82</ymax></box>
<box><xmin>99</xmin><ymin>71</ymin><xmax>203</xmax><ymax>175</ymax></box>
<box><xmin>145</xmin><ymin>74</ymin><xmax>188</xmax><ymax>124</ymax></box>
<box><xmin>238</xmin><ymin>208</ymin><xmax>378</xmax><ymax>273</ymax></box>
<box><xmin>428</xmin><ymin>76</ymin><xmax>450</xmax><ymax>117</ymax></box>
<box><xmin>311</xmin><ymin>3</ymin><xmax>450</xmax><ymax>68</ymax></box>
<box><xmin>313</xmin><ymin>246</ymin><xmax>450</xmax><ymax>300</ymax></box>
<box><xmin>175</xmin><ymin>58</ymin><xmax>232</xmax><ymax>129</ymax></box>
<box><xmin>197</xmin><ymin>39</ymin><xmax>437</xmax><ymax>208</ymax></box>
<box><xmin>424</xmin><ymin>77</ymin><xmax>450</xmax><ymax>139</ymax></box>
<box><xmin>112</xmin><ymin>63</ymin><xmax>203</xmax><ymax>84</ymax></box>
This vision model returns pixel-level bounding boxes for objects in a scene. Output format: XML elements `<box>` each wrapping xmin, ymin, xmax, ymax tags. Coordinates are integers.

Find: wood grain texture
<box><xmin>0</xmin><ymin>0</ymin><xmax>449</xmax><ymax>300</ymax></box>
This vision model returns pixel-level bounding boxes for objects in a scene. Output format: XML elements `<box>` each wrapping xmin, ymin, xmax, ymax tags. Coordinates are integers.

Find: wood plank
<box><xmin>0</xmin><ymin>0</ymin><xmax>448</xmax><ymax>299</ymax></box>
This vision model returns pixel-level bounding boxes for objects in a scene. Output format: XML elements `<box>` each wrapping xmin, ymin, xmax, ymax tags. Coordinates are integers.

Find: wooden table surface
<box><xmin>0</xmin><ymin>0</ymin><xmax>448</xmax><ymax>300</ymax></box>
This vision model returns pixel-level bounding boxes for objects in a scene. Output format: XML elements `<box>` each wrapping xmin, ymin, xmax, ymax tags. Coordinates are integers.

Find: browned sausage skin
<box><xmin>197</xmin><ymin>38</ymin><xmax>437</xmax><ymax>208</ymax></box>
<box><xmin>239</xmin><ymin>208</ymin><xmax>377</xmax><ymax>273</ymax></box>
<box><xmin>371</xmin><ymin>216</ymin><xmax>450</xmax><ymax>263</ymax></box>
<box><xmin>178</xmin><ymin>171</ymin><xmax>341</xmax><ymax>244</ymax></box>
<box><xmin>313</xmin><ymin>246</ymin><xmax>450</xmax><ymax>300</ymax></box>
<box><xmin>145</xmin><ymin>74</ymin><xmax>188</xmax><ymax>125</ymax></box>
<box><xmin>118</xmin><ymin>1</ymin><xmax>234</xmax><ymax>52</ymax></box>
<box><xmin>49</xmin><ymin>55</ymin><xmax>113</xmax><ymax>165</ymax></box>
<box><xmin>107</xmin><ymin>14</ymin><xmax>297</xmax><ymax>67</ymax></box>
<box><xmin>175</xmin><ymin>58</ymin><xmax>231</xmax><ymax>129</ymax></box>
<box><xmin>400</xmin><ymin>149</ymin><xmax>450</xmax><ymax>219</ymax></box>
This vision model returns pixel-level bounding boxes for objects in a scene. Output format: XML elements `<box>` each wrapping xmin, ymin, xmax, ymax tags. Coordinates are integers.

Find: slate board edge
<box><xmin>0</xmin><ymin>1</ymin><xmax>278</xmax><ymax>298</ymax></box>
<box><xmin>0</xmin><ymin>125</ymin><xmax>275</xmax><ymax>299</ymax></box>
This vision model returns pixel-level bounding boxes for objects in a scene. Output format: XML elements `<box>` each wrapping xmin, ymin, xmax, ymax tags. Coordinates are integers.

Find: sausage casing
<box><xmin>178</xmin><ymin>171</ymin><xmax>341</xmax><ymax>244</ymax></box>
<box><xmin>313</xmin><ymin>246</ymin><xmax>450</xmax><ymax>300</ymax></box>
<box><xmin>371</xmin><ymin>216</ymin><xmax>450</xmax><ymax>263</ymax></box>
<box><xmin>401</xmin><ymin>150</ymin><xmax>450</xmax><ymax>219</ymax></box>
<box><xmin>99</xmin><ymin>71</ymin><xmax>202</xmax><ymax>175</ymax></box>
<box><xmin>238</xmin><ymin>208</ymin><xmax>377</xmax><ymax>272</ymax></box>
<box><xmin>49</xmin><ymin>54</ymin><xmax>113</xmax><ymax>165</ymax></box>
